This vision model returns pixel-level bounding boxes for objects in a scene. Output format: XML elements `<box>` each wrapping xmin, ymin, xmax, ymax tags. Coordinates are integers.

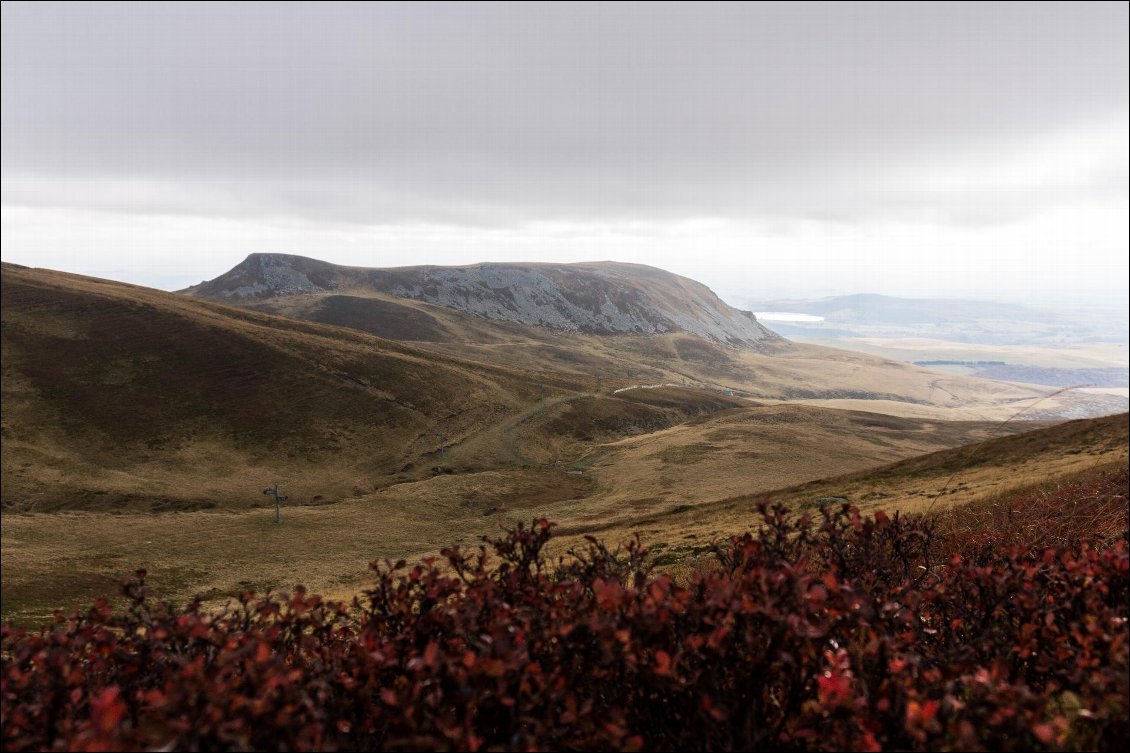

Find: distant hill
<box><xmin>179</xmin><ymin>256</ymin><xmax>1129</xmax><ymax>420</ymax></box>
<box><xmin>747</xmin><ymin>293</ymin><xmax>1128</xmax><ymax>346</ymax></box>
<box><xmin>753</xmin><ymin>293</ymin><xmax>1057</xmax><ymax>326</ymax></box>
<box><xmin>184</xmin><ymin>254</ymin><xmax>780</xmax><ymax>347</ymax></box>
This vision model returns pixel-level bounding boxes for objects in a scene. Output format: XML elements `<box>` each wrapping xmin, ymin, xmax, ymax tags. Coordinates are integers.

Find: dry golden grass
<box><xmin>1</xmin><ymin>263</ymin><xmax>585</xmax><ymax>511</ymax></box>
<box><xmin>552</xmin><ymin>404</ymin><xmax>1011</xmax><ymax>529</ymax></box>
<box><xmin>4</xmin><ymin>263</ymin><xmax>1060</xmax><ymax>514</ymax></box>
<box><xmin>3</xmin><ymin>263</ymin><xmax>1127</xmax><ymax>625</ymax></box>
<box><xmin>708</xmin><ymin>412</ymin><xmax>1129</xmax><ymax>519</ymax></box>
<box><xmin>538</xmin><ymin>412</ymin><xmax>1129</xmax><ymax>578</ymax></box>
<box><xmin>6</xmin><ymin>407</ymin><xmax>1119</xmax><ymax>625</ymax></box>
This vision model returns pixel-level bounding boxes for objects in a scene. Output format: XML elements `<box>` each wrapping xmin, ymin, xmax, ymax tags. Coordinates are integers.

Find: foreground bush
<box><xmin>3</xmin><ymin>490</ymin><xmax>1128</xmax><ymax>751</ymax></box>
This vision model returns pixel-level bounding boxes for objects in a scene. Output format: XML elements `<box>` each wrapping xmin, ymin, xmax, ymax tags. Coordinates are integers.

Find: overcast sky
<box><xmin>2</xmin><ymin>1</ymin><xmax>1127</xmax><ymax>306</ymax></box>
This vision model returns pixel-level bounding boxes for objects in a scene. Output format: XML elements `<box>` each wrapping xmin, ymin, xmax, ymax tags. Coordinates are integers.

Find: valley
<box><xmin>3</xmin><ymin>397</ymin><xmax>1124</xmax><ymax>625</ymax></box>
<box><xmin>3</xmin><ymin>258</ymin><xmax>1127</xmax><ymax>624</ymax></box>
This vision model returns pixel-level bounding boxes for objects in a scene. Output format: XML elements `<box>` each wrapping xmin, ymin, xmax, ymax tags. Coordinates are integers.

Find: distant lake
<box><xmin>753</xmin><ymin>311</ymin><xmax>826</xmax><ymax>323</ymax></box>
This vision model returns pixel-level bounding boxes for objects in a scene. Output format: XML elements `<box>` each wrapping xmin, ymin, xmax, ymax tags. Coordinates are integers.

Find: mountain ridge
<box><xmin>183</xmin><ymin>254</ymin><xmax>781</xmax><ymax>347</ymax></box>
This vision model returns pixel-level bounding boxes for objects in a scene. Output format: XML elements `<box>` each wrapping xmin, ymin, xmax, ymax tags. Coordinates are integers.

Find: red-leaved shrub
<box><xmin>3</xmin><ymin>481</ymin><xmax>1128</xmax><ymax>751</ymax></box>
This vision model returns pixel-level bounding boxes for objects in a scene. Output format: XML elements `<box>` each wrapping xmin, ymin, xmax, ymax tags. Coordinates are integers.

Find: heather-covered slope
<box><xmin>1</xmin><ymin>263</ymin><xmax>559</xmax><ymax>510</ymax></box>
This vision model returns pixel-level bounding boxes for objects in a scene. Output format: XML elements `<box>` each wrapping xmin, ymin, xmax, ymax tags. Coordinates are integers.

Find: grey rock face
<box><xmin>376</xmin><ymin>265</ymin><xmax>775</xmax><ymax>346</ymax></box>
<box><xmin>185</xmin><ymin>253</ymin><xmax>340</xmax><ymax>299</ymax></box>
<box><xmin>186</xmin><ymin>255</ymin><xmax>780</xmax><ymax>347</ymax></box>
<box><xmin>386</xmin><ymin>267</ymin><xmax>658</xmax><ymax>334</ymax></box>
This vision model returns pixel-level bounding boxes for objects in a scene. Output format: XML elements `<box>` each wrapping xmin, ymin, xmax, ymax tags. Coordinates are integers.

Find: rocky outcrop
<box><xmin>184</xmin><ymin>253</ymin><xmax>341</xmax><ymax>299</ymax></box>
<box><xmin>184</xmin><ymin>254</ymin><xmax>781</xmax><ymax>348</ymax></box>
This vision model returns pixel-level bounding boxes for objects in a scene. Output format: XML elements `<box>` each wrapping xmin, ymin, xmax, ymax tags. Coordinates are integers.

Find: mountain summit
<box><xmin>184</xmin><ymin>254</ymin><xmax>780</xmax><ymax>347</ymax></box>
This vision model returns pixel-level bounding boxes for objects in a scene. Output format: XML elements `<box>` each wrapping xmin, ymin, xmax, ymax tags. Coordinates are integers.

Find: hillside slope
<box><xmin>1</xmin><ymin>263</ymin><xmax>569</xmax><ymax>510</ymax></box>
<box><xmin>3</xmin><ymin>261</ymin><xmax>1121</xmax><ymax>516</ymax></box>
<box><xmin>7</xmin><ymin>264</ymin><xmax>809</xmax><ymax>512</ymax></box>
<box><xmin>542</xmin><ymin>412</ymin><xmax>1129</xmax><ymax>569</ymax></box>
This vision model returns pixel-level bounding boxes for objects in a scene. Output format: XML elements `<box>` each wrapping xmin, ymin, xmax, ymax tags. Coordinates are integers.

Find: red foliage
<box><xmin>940</xmin><ymin>465</ymin><xmax>1129</xmax><ymax>559</ymax></box>
<box><xmin>3</xmin><ymin>500</ymin><xmax>1128</xmax><ymax>751</ymax></box>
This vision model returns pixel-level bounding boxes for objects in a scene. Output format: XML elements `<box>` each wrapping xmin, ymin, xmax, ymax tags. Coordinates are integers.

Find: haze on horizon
<box><xmin>2</xmin><ymin>1</ymin><xmax>1127</xmax><ymax>310</ymax></box>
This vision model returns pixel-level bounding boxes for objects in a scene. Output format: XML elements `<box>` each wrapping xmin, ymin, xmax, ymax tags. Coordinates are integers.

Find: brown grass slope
<box><xmin>2</xmin><ymin>406</ymin><xmax>1121</xmax><ymax>626</ymax></box>
<box><xmin>0</xmin><ymin>264</ymin><xmax>552</xmax><ymax>510</ymax></box>
<box><xmin>553</xmin><ymin>412</ymin><xmax>1128</xmax><ymax>575</ymax></box>
<box><xmin>663</xmin><ymin>411</ymin><xmax>1129</xmax><ymax>537</ymax></box>
<box><xmin>2</xmin><ymin>264</ymin><xmax>772</xmax><ymax>512</ymax></box>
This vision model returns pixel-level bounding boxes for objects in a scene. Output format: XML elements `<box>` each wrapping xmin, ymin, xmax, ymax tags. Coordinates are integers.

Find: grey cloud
<box><xmin>2</xmin><ymin>1</ymin><xmax>1127</xmax><ymax>225</ymax></box>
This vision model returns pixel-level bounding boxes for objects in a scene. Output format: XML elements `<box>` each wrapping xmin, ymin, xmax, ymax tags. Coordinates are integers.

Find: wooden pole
<box><xmin>263</xmin><ymin>483</ymin><xmax>288</xmax><ymax>524</ymax></box>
